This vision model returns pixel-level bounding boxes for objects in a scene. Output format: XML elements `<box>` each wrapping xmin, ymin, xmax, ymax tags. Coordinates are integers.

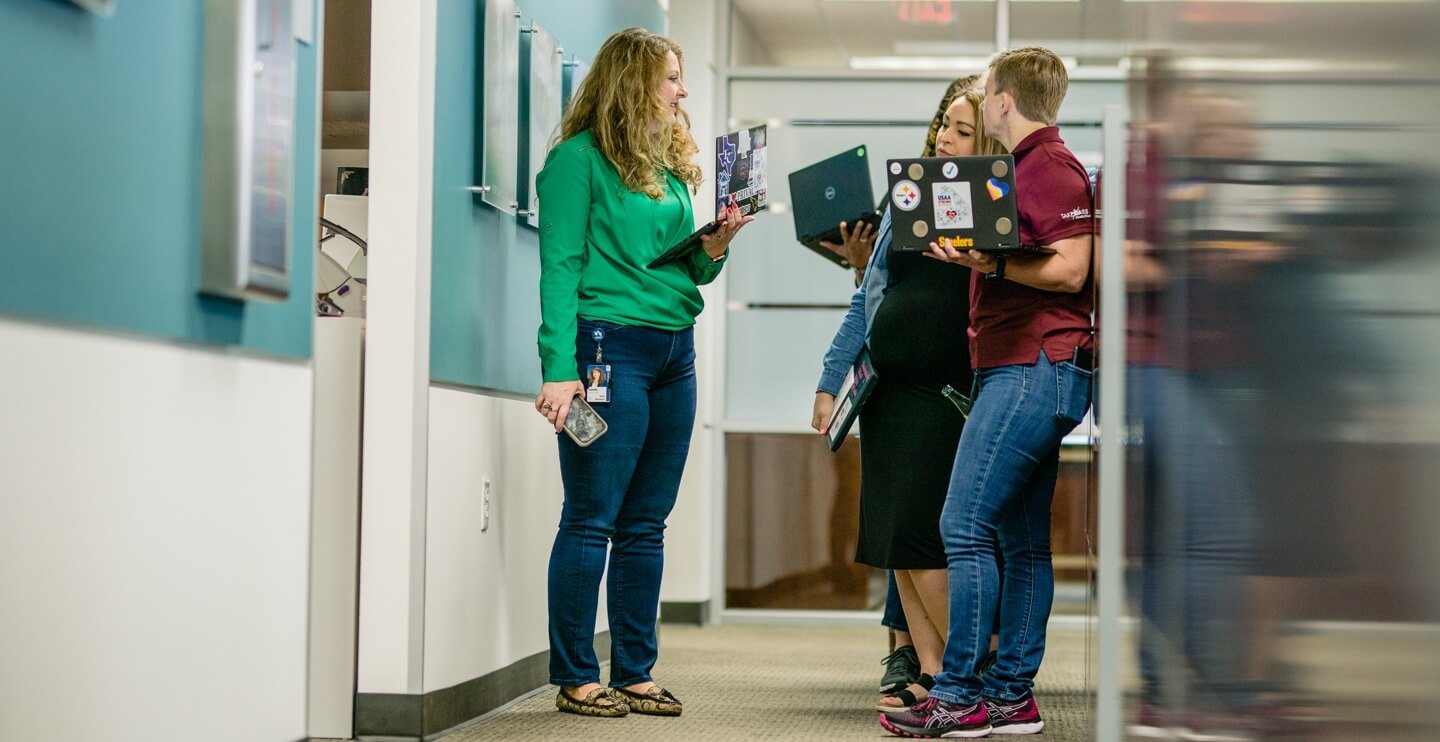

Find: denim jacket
<box><xmin>817</xmin><ymin>209</ymin><xmax>894</xmax><ymax>395</ymax></box>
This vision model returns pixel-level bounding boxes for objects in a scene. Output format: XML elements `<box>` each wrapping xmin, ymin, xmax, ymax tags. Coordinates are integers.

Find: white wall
<box><xmin>356</xmin><ymin>0</ymin><xmax>436</xmax><ymax>696</ymax></box>
<box><xmin>422</xmin><ymin>389</ymin><xmax>575</xmax><ymax>690</ymax></box>
<box><xmin>0</xmin><ymin>319</ymin><xmax>312</xmax><ymax>742</ymax></box>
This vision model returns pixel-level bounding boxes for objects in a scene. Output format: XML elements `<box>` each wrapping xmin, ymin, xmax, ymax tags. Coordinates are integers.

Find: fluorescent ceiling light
<box><xmin>1125</xmin><ymin>0</ymin><xmax>1420</xmax><ymax>3</ymax></box>
<box><xmin>825</xmin><ymin>0</ymin><xmax>1077</xmax><ymax>3</ymax></box>
<box><xmin>850</xmin><ymin>55</ymin><xmax>1077</xmax><ymax>70</ymax></box>
<box><xmin>895</xmin><ymin>40</ymin><xmax>1131</xmax><ymax>58</ymax></box>
<box><xmin>1171</xmin><ymin>57</ymin><xmax>1405</xmax><ymax>74</ymax></box>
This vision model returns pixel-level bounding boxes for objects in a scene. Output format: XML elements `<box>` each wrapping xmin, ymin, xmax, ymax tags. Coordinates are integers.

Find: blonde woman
<box><xmin>813</xmin><ymin>83</ymin><xmax>1003</xmax><ymax>713</ymax></box>
<box><xmin>533</xmin><ymin>28</ymin><xmax>751</xmax><ymax>719</ymax></box>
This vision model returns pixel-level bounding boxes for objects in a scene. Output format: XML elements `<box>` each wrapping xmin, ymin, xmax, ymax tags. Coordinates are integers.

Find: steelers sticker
<box><xmin>891</xmin><ymin>180</ymin><xmax>922</xmax><ymax>211</ymax></box>
<box><xmin>992</xmin><ymin>160</ymin><xmax>1009</xmax><ymax>178</ymax></box>
<box><xmin>908</xmin><ymin>163</ymin><xmax>925</xmax><ymax>180</ymax></box>
<box><xmin>942</xmin><ymin>161</ymin><xmax>959</xmax><ymax>179</ymax></box>
<box><xmin>996</xmin><ymin>217</ymin><xmax>1014</xmax><ymax>235</ymax></box>
<box><xmin>890</xmin><ymin>162</ymin><xmax>902</xmax><ymax>176</ymax></box>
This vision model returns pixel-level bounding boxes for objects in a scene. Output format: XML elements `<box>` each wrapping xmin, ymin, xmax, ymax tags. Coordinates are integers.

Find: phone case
<box><xmin>563</xmin><ymin>396</ymin><xmax>609</xmax><ymax>447</ymax></box>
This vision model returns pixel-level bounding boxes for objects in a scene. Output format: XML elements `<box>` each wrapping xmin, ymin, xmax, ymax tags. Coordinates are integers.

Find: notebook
<box><xmin>648</xmin><ymin>125</ymin><xmax>769</xmax><ymax>269</ymax></box>
<box><xmin>788</xmin><ymin>145</ymin><xmax>881</xmax><ymax>269</ymax></box>
<box><xmin>826</xmin><ymin>349</ymin><xmax>878</xmax><ymax>452</ymax></box>
<box><xmin>884</xmin><ymin>154</ymin><xmax>1048</xmax><ymax>255</ymax></box>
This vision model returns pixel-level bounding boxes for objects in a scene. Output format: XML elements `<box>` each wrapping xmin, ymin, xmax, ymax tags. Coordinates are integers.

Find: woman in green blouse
<box><xmin>533</xmin><ymin>28</ymin><xmax>750</xmax><ymax>719</ymax></box>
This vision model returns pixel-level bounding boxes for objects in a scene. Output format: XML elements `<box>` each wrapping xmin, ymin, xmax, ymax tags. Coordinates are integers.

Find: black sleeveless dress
<box><xmin>853</xmin><ymin>243</ymin><xmax>974</xmax><ymax>569</ymax></box>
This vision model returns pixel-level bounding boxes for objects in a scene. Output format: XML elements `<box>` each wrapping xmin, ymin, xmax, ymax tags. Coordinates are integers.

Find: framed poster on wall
<box><xmin>518</xmin><ymin>22</ymin><xmax>564</xmax><ymax>229</ymax></box>
<box><xmin>199</xmin><ymin>0</ymin><xmax>295</xmax><ymax>301</ymax></box>
<box><xmin>473</xmin><ymin>0</ymin><xmax>520</xmax><ymax>214</ymax></box>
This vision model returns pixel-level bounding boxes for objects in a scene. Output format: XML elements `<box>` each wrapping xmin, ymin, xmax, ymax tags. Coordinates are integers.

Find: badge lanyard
<box><xmin>586</xmin><ymin>326</ymin><xmax>611</xmax><ymax>404</ymax></box>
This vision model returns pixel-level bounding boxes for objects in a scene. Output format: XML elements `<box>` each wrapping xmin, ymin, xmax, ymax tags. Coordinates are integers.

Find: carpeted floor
<box><xmin>437</xmin><ymin>622</ymin><xmax>1095</xmax><ymax>741</ymax></box>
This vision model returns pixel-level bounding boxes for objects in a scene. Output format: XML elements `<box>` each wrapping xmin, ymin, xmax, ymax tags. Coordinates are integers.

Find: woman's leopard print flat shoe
<box><xmin>555</xmin><ymin>687</ymin><xmax>630</xmax><ymax>717</ymax></box>
<box><xmin>613</xmin><ymin>685</ymin><xmax>683</xmax><ymax>716</ymax></box>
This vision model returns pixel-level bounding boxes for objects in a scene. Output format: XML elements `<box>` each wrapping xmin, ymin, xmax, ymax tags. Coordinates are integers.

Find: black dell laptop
<box><xmin>789</xmin><ymin>145</ymin><xmax>881</xmax><ymax>269</ymax></box>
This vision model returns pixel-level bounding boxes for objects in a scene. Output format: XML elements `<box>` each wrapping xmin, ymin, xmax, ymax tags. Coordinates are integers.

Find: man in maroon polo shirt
<box><xmin>880</xmin><ymin>47</ymin><xmax>1094</xmax><ymax>739</ymax></box>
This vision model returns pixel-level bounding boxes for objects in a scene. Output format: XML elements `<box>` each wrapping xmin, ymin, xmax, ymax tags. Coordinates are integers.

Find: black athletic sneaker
<box><xmin>880</xmin><ymin>645</ymin><xmax>921</xmax><ymax>694</ymax></box>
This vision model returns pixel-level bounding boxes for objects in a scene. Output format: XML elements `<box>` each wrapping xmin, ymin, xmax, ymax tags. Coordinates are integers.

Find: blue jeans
<box><xmin>882</xmin><ymin>571</ymin><xmax>909</xmax><ymax>632</ymax></box>
<box><xmin>930</xmin><ymin>351</ymin><xmax>1092</xmax><ymax>705</ymax></box>
<box><xmin>548</xmin><ymin>318</ymin><xmax>697</xmax><ymax>687</ymax></box>
<box><xmin>1128</xmin><ymin>365</ymin><xmax>1255</xmax><ymax>707</ymax></box>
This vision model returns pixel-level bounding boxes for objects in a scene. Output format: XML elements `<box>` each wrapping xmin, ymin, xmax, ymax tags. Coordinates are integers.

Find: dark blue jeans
<box><xmin>1128</xmin><ymin>365</ymin><xmax>1255</xmax><ymax>707</ymax></box>
<box><xmin>930</xmin><ymin>351</ymin><xmax>1092</xmax><ymax>705</ymax></box>
<box><xmin>548</xmin><ymin>318</ymin><xmax>697</xmax><ymax>687</ymax></box>
<box><xmin>883</xmin><ymin>571</ymin><xmax>909</xmax><ymax>632</ymax></box>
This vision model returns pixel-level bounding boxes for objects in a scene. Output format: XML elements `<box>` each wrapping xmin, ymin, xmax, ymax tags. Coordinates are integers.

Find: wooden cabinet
<box><xmin>724</xmin><ymin>433</ymin><xmax>1096</xmax><ymax>610</ymax></box>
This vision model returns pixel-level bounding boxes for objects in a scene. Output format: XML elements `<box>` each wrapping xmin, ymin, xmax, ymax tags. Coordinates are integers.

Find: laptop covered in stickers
<box><xmin>884</xmin><ymin>154</ymin><xmax>1049</xmax><ymax>256</ymax></box>
<box><xmin>648</xmin><ymin>124</ymin><xmax>769</xmax><ymax>269</ymax></box>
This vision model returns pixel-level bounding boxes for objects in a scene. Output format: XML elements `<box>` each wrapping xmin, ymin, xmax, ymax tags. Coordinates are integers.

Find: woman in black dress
<box><xmin>813</xmin><ymin>85</ymin><xmax>1003</xmax><ymax>711</ymax></box>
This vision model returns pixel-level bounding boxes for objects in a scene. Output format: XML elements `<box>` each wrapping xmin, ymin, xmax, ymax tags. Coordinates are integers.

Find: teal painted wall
<box><xmin>0</xmin><ymin>0</ymin><xmax>319</xmax><ymax>359</ymax></box>
<box><xmin>430</xmin><ymin>0</ymin><xmax>666</xmax><ymax>394</ymax></box>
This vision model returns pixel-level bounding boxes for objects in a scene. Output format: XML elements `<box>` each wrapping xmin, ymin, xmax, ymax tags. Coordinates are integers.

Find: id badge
<box><xmin>585</xmin><ymin>364</ymin><xmax>611</xmax><ymax>403</ymax></box>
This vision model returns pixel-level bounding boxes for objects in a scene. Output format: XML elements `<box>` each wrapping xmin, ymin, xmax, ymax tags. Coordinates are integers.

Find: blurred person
<box><xmin>1094</xmin><ymin>79</ymin><xmax>1264</xmax><ymax>739</ymax></box>
<box><xmin>813</xmin><ymin>80</ymin><xmax>1004</xmax><ymax>712</ymax></box>
<box><xmin>1171</xmin><ymin>89</ymin><xmax>1405</xmax><ymax>737</ymax></box>
<box><xmin>882</xmin><ymin>47</ymin><xmax>1095</xmax><ymax>738</ymax></box>
<box><xmin>533</xmin><ymin>27</ymin><xmax>752</xmax><ymax>719</ymax></box>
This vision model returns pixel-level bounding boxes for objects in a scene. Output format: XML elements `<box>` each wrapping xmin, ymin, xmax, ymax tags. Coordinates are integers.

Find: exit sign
<box><xmin>893</xmin><ymin>0</ymin><xmax>954</xmax><ymax>24</ymax></box>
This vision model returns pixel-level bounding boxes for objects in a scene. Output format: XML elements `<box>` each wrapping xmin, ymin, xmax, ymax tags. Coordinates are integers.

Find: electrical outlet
<box><xmin>481</xmin><ymin>478</ymin><xmax>491</xmax><ymax>532</ymax></box>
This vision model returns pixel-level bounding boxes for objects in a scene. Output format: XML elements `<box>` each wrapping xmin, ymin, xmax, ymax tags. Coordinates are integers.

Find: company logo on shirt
<box><xmin>1060</xmin><ymin>207</ymin><xmax>1091</xmax><ymax>222</ymax></box>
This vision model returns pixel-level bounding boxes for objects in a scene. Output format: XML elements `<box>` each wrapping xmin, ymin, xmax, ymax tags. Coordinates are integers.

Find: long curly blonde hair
<box><xmin>556</xmin><ymin>28</ymin><xmax>702</xmax><ymax>198</ymax></box>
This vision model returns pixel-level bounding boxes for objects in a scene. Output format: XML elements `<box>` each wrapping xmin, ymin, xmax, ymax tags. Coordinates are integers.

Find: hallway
<box><xmin>436</xmin><ymin>623</ymin><xmax>1093</xmax><ymax>741</ymax></box>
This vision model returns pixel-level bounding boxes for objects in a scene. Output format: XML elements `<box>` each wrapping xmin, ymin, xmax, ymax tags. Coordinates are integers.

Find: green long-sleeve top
<box><xmin>537</xmin><ymin>130</ymin><xmax>727</xmax><ymax>382</ymax></box>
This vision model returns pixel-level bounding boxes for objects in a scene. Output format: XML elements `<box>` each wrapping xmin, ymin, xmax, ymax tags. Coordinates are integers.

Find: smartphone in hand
<box><xmin>563</xmin><ymin>395</ymin><xmax>608</xmax><ymax>447</ymax></box>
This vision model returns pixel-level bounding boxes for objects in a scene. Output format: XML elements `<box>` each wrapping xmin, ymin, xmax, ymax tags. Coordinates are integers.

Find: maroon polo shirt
<box><xmin>969</xmin><ymin>126</ymin><xmax>1095</xmax><ymax>369</ymax></box>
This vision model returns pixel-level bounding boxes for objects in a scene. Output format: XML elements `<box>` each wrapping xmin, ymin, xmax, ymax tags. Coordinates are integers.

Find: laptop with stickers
<box><xmin>648</xmin><ymin>124</ymin><xmax>769</xmax><ymax>269</ymax></box>
<box><xmin>884</xmin><ymin>154</ymin><xmax>1048</xmax><ymax>255</ymax></box>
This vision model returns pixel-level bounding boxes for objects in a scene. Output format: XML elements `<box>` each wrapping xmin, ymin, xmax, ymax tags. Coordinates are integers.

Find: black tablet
<box><xmin>646</xmin><ymin>220</ymin><xmax>722</xmax><ymax>269</ymax></box>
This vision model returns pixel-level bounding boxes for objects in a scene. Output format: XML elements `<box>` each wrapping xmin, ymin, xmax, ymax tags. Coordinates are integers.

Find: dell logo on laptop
<box><xmin>825</xmin><ymin>186</ymin><xmax>836</xmax><ymax>201</ymax></box>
